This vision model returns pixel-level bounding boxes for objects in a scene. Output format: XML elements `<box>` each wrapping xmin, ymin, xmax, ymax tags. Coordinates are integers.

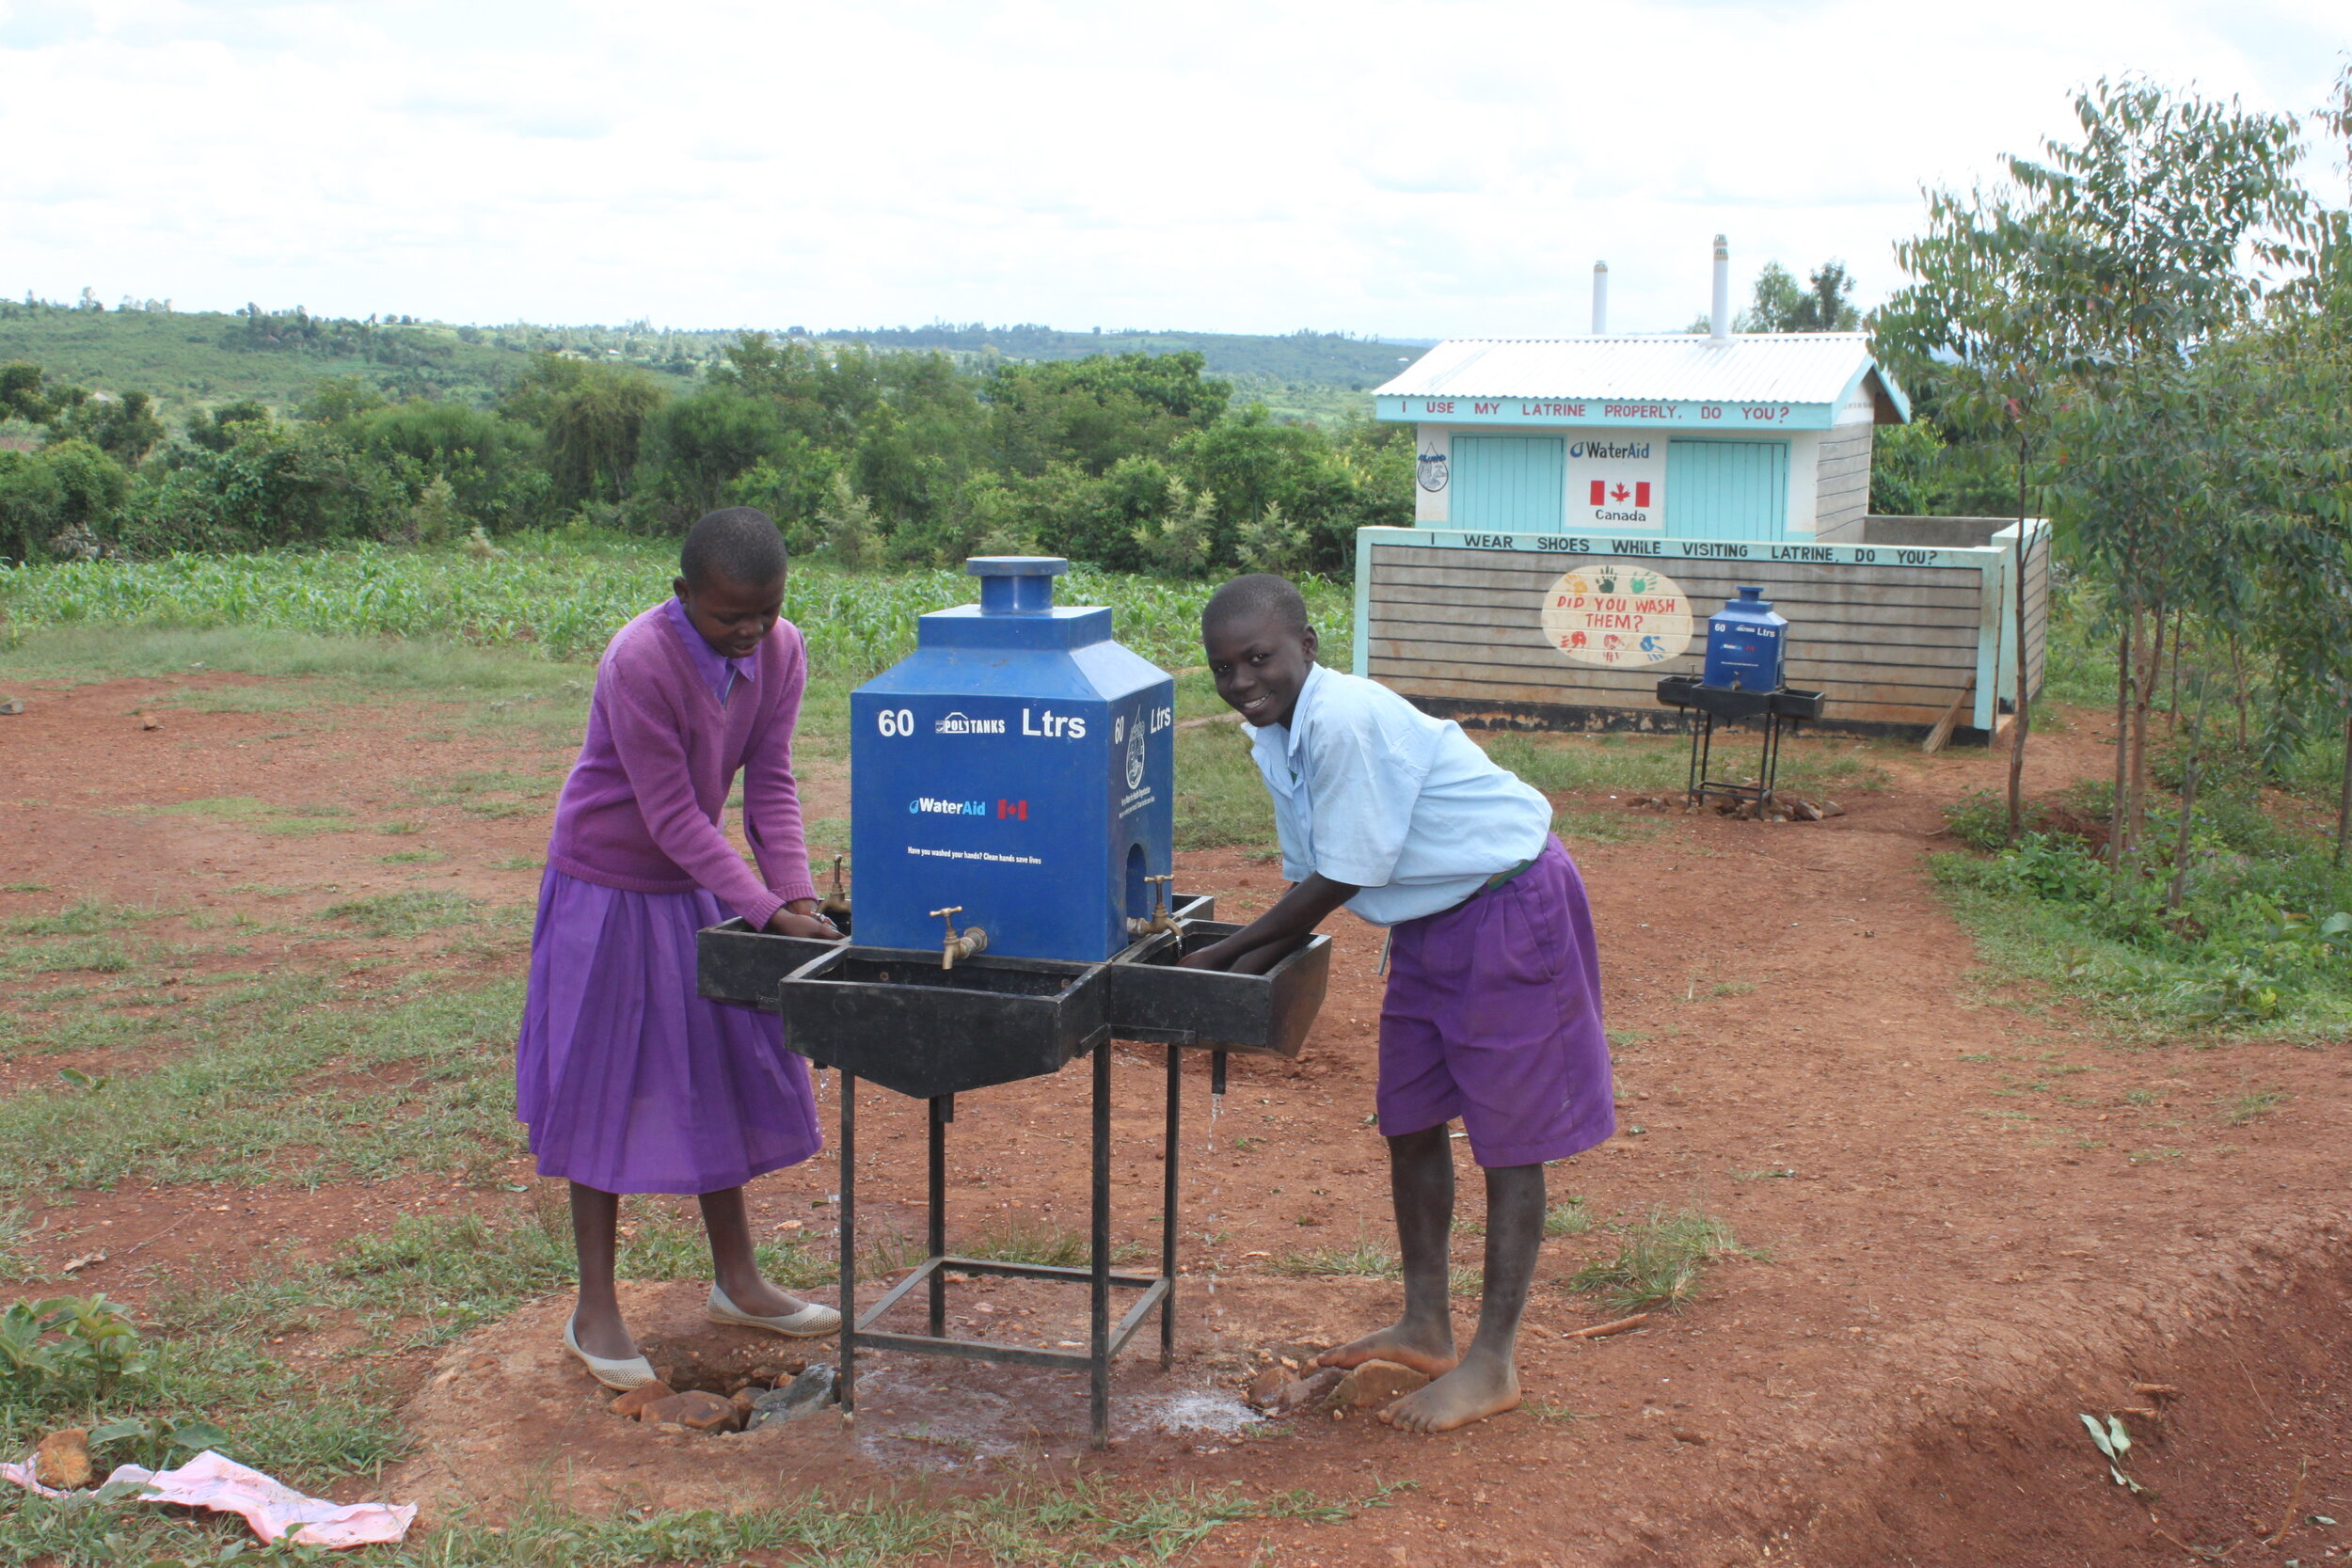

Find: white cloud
<box><xmin>0</xmin><ymin>0</ymin><xmax>2343</xmax><ymax>337</ymax></box>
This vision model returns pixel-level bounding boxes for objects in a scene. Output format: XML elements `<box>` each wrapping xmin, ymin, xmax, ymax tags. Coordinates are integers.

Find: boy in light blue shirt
<box><xmin>1184</xmin><ymin>575</ymin><xmax>1614</xmax><ymax>1433</ymax></box>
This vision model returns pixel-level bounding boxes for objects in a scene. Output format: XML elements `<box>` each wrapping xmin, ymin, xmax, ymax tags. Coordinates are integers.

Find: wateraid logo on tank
<box><xmin>909</xmin><ymin>797</ymin><xmax>988</xmax><ymax>816</ymax></box>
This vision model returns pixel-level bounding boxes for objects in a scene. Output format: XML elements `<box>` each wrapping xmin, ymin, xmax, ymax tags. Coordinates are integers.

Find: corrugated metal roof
<box><xmin>1377</xmin><ymin>332</ymin><xmax>1902</xmax><ymax>410</ymax></box>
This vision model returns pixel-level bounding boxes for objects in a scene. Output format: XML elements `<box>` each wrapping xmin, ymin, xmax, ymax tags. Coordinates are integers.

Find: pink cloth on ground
<box><xmin>3</xmin><ymin>1449</ymin><xmax>414</xmax><ymax>1547</ymax></box>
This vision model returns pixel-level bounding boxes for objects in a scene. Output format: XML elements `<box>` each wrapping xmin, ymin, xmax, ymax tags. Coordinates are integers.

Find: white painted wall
<box><xmin>1784</xmin><ymin>428</ymin><xmax>1820</xmax><ymax>536</ymax></box>
<box><xmin>1413</xmin><ymin>423</ymin><xmax>1450</xmax><ymax>524</ymax></box>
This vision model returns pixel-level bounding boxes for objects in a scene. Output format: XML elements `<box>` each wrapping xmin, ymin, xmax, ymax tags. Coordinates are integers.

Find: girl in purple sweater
<box><xmin>517</xmin><ymin>508</ymin><xmax>844</xmax><ymax>1389</ymax></box>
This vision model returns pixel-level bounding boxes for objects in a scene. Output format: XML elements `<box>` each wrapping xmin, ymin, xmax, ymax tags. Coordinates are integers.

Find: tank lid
<box><xmin>1736</xmin><ymin>585</ymin><xmax>1765</xmax><ymax>602</ymax></box>
<box><xmin>965</xmin><ymin>556</ymin><xmax>1070</xmax><ymax>615</ymax></box>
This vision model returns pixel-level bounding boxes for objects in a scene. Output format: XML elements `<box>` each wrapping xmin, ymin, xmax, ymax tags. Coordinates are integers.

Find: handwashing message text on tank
<box><xmin>1539</xmin><ymin>562</ymin><xmax>1693</xmax><ymax>668</ymax></box>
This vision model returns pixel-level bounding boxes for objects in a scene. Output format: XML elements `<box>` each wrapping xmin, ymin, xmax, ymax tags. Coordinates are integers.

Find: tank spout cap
<box><xmin>965</xmin><ymin>556</ymin><xmax>1070</xmax><ymax>615</ymax></box>
<box><xmin>1737</xmin><ymin>585</ymin><xmax>1765</xmax><ymax>602</ymax></box>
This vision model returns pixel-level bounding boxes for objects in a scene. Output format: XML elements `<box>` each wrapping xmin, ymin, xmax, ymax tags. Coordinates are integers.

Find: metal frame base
<box><xmin>1687</xmin><ymin>706</ymin><xmax>1794</xmax><ymax>809</ymax></box>
<box><xmin>834</xmin><ymin>1035</ymin><xmax>1181</xmax><ymax>1449</ymax></box>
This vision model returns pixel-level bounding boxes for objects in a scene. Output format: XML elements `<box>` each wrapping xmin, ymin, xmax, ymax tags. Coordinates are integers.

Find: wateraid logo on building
<box><xmin>909</xmin><ymin>797</ymin><xmax>988</xmax><ymax>816</ymax></box>
<box><xmin>934</xmin><ymin>711</ymin><xmax>1007</xmax><ymax>735</ymax></box>
<box><xmin>1568</xmin><ymin>440</ymin><xmax>1652</xmax><ymax>460</ymax></box>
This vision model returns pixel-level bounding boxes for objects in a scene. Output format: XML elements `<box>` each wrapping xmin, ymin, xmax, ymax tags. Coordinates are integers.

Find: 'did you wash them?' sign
<box><xmin>1539</xmin><ymin>562</ymin><xmax>1693</xmax><ymax>669</ymax></box>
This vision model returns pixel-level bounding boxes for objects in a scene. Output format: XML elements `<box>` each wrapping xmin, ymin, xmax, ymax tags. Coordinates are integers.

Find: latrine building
<box><xmin>1354</xmin><ymin>329</ymin><xmax>2047</xmax><ymax>742</ymax></box>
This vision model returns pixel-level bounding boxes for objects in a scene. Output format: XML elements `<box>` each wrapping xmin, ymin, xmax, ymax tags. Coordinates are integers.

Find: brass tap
<box><xmin>1125</xmin><ymin>875</ymin><xmax>1180</xmax><ymax>940</ymax></box>
<box><xmin>930</xmin><ymin>906</ymin><xmax>988</xmax><ymax>971</ymax></box>
<box><xmin>818</xmin><ymin>854</ymin><xmax>851</xmax><ymax>926</ymax></box>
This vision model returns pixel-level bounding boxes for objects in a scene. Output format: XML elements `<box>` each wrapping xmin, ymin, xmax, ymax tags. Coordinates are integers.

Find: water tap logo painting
<box><xmin>1539</xmin><ymin>562</ymin><xmax>1693</xmax><ymax>669</ymax></box>
<box><xmin>1123</xmin><ymin>716</ymin><xmax>1148</xmax><ymax>790</ymax></box>
<box><xmin>1416</xmin><ymin>448</ymin><xmax>1449</xmax><ymax>491</ymax></box>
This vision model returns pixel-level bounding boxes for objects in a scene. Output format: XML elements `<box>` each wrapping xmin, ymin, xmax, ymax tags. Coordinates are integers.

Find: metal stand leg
<box><xmin>1160</xmin><ymin>1045</ymin><xmax>1180</xmax><ymax>1370</ymax></box>
<box><xmin>1089</xmin><ymin>1034</ymin><xmax>1112</xmax><ymax>1449</ymax></box>
<box><xmin>928</xmin><ymin>1095</ymin><xmax>950</xmax><ymax>1338</ymax></box>
<box><xmin>838</xmin><ymin>1070</ymin><xmax>857</xmax><ymax>1423</ymax></box>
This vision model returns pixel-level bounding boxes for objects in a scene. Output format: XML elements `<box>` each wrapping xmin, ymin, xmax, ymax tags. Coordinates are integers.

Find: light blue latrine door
<box><xmin>1664</xmin><ymin>439</ymin><xmax>1788</xmax><ymax>541</ymax></box>
<box><xmin>1451</xmin><ymin>436</ymin><xmax>1565</xmax><ymax>533</ymax></box>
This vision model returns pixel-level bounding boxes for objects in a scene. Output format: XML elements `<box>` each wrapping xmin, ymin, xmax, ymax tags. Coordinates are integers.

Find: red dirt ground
<box><xmin>4</xmin><ymin>673</ymin><xmax>2349</xmax><ymax>1568</ymax></box>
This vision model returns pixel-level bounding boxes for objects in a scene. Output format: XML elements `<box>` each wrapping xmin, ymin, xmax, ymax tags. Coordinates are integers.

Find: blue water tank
<box><xmin>850</xmin><ymin>558</ymin><xmax>1176</xmax><ymax>962</ymax></box>
<box><xmin>1703</xmin><ymin>586</ymin><xmax>1788</xmax><ymax>691</ymax></box>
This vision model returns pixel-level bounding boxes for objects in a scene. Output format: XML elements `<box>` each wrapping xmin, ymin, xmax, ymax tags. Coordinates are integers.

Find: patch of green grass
<box><xmin>377</xmin><ymin>849</ymin><xmax>445</xmax><ymax>865</ymax></box>
<box><xmin>1479</xmin><ymin>732</ymin><xmax>1688</xmax><ymax>795</ymax></box>
<box><xmin>613</xmin><ymin>1209</ymin><xmax>833</xmax><ymax>1292</ymax></box>
<box><xmin>1268</xmin><ymin>1233</ymin><xmax>1400</xmax><ymax>1279</ymax></box>
<box><xmin>1566</xmin><ymin>1205</ymin><xmax>1755</xmax><ymax>1314</ymax></box>
<box><xmin>1175</xmin><ymin>721</ymin><xmax>1275</xmax><ymax>851</ymax></box>
<box><xmin>1932</xmin><ymin>853</ymin><xmax>2352</xmax><ymax>1041</ymax></box>
<box><xmin>490</xmin><ymin>855</ymin><xmax>544</xmax><ymax>872</ymax></box>
<box><xmin>0</xmin><ymin>970</ymin><xmax>527</xmax><ymax>1189</ymax></box>
<box><xmin>2221</xmin><ymin>1089</ymin><xmax>2286</xmax><ymax>1126</ymax></box>
<box><xmin>376</xmin><ymin>818</ymin><xmax>426</xmax><ymax>835</ymax></box>
<box><xmin>0</xmin><ymin>1204</ymin><xmax>41</xmax><ymax>1282</ymax></box>
<box><xmin>0</xmin><ymin>1474</ymin><xmax>1387</xmax><ymax>1568</ymax></box>
<box><xmin>152</xmin><ymin>796</ymin><xmax>349</xmax><ymax>835</ymax></box>
<box><xmin>1</xmin><ymin>881</ymin><xmax>50</xmax><ymax>893</ymax></box>
<box><xmin>0</xmin><ymin>538</ymin><xmax>1353</xmax><ymax>678</ymax></box>
<box><xmin>1552</xmin><ymin>809</ymin><xmax>1665</xmax><ymax>844</ymax></box>
<box><xmin>322</xmin><ymin>891</ymin><xmax>493</xmax><ymax>938</ymax></box>
<box><xmin>1544</xmin><ymin>1197</ymin><xmax>1592</xmax><ymax>1237</ymax></box>
<box><xmin>0</xmin><ymin>901</ymin><xmax>166</xmax><ymax>938</ymax></box>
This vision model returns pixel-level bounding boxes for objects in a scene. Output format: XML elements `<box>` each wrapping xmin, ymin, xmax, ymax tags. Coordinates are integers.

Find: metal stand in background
<box><xmin>834</xmin><ymin>1035</ymin><xmax>1179</xmax><ymax>1450</ymax></box>
<box><xmin>1654</xmin><ymin>675</ymin><xmax>1826</xmax><ymax>810</ymax></box>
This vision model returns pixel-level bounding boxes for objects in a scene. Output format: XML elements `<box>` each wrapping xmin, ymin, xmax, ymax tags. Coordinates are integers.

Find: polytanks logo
<box><xmin>1124</xmin><ymin>720</ymin><xmax>1147</xmax><ymax>790</ymax></box>
<box><xmin>934</xmin><ymin>711</ymin><xmax>1006</xmax><ymax>735</ymax></box>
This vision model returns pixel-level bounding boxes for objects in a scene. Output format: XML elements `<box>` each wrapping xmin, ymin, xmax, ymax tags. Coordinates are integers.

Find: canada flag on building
<box><xmin>1591</xmin><ymin>481</ymin><xmax>1651</xmax><ymax>507</ymax></box>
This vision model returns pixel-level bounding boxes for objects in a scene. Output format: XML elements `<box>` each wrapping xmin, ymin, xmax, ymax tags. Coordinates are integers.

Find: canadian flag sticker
<box><xmin>1588</xmin><ymin>482</ymin><xmax>1652</xmax><ymax>507</ymax></box>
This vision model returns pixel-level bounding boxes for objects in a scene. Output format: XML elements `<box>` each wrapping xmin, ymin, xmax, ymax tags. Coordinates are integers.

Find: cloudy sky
<box><xmin>1</xmin><ymin>0</ymin><xmax>2344</xmax><ymax>339</ymax></box>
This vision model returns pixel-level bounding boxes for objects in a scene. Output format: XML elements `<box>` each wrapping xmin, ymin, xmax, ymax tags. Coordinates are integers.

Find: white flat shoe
<box><xmin>563</xmin><ymin>1315</ymin><xmax>660</xmax><ymax>1390</ymax></box>
<box><xmin>707</xmin><ymin>1283</ymin><xmax>841</xmax><ymax>1338</ymax></box>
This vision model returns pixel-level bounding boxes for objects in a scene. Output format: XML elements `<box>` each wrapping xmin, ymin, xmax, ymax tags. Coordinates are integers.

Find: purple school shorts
<box><xmin>1376</xmin><ymin>835</ymin><xmax>1615</xmax><ymax>1167</ymax></box>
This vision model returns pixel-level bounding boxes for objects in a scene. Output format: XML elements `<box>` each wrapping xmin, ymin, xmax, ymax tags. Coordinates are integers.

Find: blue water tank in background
<box><xmin>850</xmin><ymin>558</ymin><xmax>1176</xmax><ymax>962</ymax></box>
<box><xmin>1703</xmin><ymin>586</ymin><xmax>1788</xmax><ymax>691</ymax></box>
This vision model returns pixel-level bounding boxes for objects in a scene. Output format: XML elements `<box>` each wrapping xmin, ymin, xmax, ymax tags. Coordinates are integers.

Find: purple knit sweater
<box><xmin>547</xmin><ymin>602</ymin><xmax>820</xmax><ymax>930</ymax></box>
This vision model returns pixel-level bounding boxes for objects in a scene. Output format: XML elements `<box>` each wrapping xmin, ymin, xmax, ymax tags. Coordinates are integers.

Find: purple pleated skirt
<box><xmin>515</xmin><ymin>868</ymin><xmax>821</xmax><ymax>1195</ymax></box>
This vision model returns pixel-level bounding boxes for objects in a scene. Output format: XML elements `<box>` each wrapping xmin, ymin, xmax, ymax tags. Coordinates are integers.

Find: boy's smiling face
<box><xmin>1204</xmin><ymin>610</ymin><xmax>1318</xmax><ymax>729</ymax></box>
<box><xmin>674</xmin><ymin>570</ymin><xmax>786</xmax><ymax>660</ymax></box>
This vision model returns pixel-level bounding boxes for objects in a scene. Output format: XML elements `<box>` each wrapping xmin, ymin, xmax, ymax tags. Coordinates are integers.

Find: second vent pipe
<box><xmin>1709</xmin><ymin>234</ymin><xmax>1731</xmax><ymax>341</ymax></box>
<box><xmin>1591</xmin><ymin>261</ymin><xmax>1608</xmax><ymax>334</ymax></box>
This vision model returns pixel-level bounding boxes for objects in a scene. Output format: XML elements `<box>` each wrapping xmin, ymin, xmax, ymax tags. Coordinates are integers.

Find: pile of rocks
<box><xmin>1243</xmin><ymin>1347</ymin><xmax>1429</xmax><ymax>1420</ymax></box>
<box><xmin>607</xmin><ymin>1362</ymin><xmax>838</xmax><ymax>1436</ymax></box>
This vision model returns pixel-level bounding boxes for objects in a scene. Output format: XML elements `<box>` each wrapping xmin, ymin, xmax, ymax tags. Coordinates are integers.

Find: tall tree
<box><xmin>1879</xmin><ymin>76</ymin><xmax>2312</xmax><ymax>854</ymax></box>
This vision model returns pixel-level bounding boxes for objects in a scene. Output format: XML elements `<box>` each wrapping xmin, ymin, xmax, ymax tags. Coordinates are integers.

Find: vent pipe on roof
<box><xmin>1591</xmin><ymin>261</ymin><xmax>1608</xmax><ymax>334</ymax></box>
<box><xmin>1709</xmin><ymin>234</ymin><xmax>1731</xmax><ymax>342</ymax></box>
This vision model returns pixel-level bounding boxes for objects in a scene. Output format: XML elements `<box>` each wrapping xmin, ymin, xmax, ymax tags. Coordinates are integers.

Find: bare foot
<box><xmin>1380</xmin><ymin>1357</ymin><xmax>1521</xmax><ymax>1433</ymax></box>
<box><xmin>1314</xmin><ymin>1323</ymin><xmax>1458</xmax><ymax>1377</ymax></box>
<box><xmin>719</xmin><ymin>1276</ymin><xmax>818</xmax><ymax>1317</ymax></box>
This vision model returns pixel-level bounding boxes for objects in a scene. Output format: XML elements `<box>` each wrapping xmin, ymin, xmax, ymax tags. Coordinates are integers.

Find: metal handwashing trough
<box><xmin>776</xmin><ymin>946</ymin><xmax>1109</xmax><ymax>1101</ymax></box>
<box><xmin>1108</xmin><ymin>920</ymin><xmax>1331</xmax><ymax>1059</ymax></box>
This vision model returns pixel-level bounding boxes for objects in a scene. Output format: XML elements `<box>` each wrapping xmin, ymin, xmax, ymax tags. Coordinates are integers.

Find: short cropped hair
<box><xmin>680</xmin><ymin>508</ymin><xmax>788</xmax><ymax>590</ymax></box>
<box><xmin>1201</xmin><ymin>574</ymin><xmax>1311</xmax><ymax>639</ymax></box>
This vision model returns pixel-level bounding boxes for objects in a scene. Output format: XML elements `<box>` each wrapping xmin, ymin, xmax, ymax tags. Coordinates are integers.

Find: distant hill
<box><xmin>0</xmin><ymin>300</ymin><xmax>1428</xmax><ymax>424</ymax></box>
<box><xmin>813</xmin><ymin>323</ymin><xmax>1423</xmax><ymax>387</ymax></box>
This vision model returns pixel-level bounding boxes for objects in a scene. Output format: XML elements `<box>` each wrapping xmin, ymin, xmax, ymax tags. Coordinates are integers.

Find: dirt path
<box><xmin>4</xmin><ymin>678</ymin><xmax>2348</xmax><ymax>1566</ymax></box>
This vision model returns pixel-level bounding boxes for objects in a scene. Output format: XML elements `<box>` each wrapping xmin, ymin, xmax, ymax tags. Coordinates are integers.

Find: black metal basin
<box><xmin>1107</xmin><ymin>919</ymin><xmax>1330</xmax><ymax>1058</ymax></box>
<box><xmin>778</xmin><ymin>945</ymin><xmax>1110</xmax><ymax>1099</ymax></box>
<box><xmin>696</xmin><ymin>916</ymin><xmax>849</xmax><ymax>1008</ymax></box>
